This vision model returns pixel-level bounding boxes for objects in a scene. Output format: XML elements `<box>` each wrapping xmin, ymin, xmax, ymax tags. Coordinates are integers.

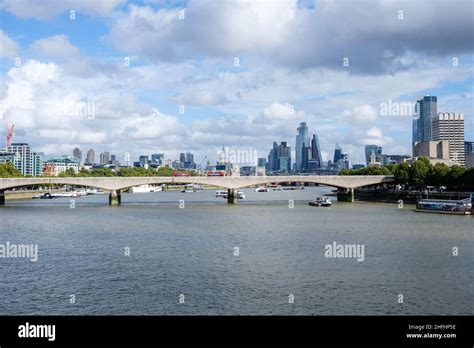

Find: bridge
<box><xmin>0</xmin><ymin>175</ymin><xmax>395</xmax><ymax>205</ymax></box>
<box><xmin>0</xmin><ymin>176</ymin><xmax>395</xmax><ymax>205</ymax></box>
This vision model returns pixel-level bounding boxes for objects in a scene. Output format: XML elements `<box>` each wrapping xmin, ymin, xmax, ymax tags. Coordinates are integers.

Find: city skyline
<box><xmin>0</xmin><ymin>0</ymin><xmax>472</xmax><ymax>166</ymax></box>
<box><xmin>0</xmin><ymin>104</ymin><xmax>467</xmax><ymax>171</ymax></box>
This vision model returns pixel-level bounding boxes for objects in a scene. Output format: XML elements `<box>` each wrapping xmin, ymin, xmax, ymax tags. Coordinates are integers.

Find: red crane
<box><xmin>3</xmin><ymin>114</ymin><xmax>14</xmax><ymax>147</ymax></box>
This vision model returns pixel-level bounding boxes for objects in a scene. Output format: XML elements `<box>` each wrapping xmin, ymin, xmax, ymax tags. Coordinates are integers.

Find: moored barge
<box><xmin>414</xmin><ymin>198</ymin><xmax>472</xmax><ymax>215</ymax></box>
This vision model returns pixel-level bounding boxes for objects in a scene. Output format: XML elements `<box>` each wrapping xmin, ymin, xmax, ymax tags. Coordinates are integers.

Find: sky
<box><xmin>0</xmin><ymin>0</ymin><xmax>473</xmax><ymax>166</ymax></box>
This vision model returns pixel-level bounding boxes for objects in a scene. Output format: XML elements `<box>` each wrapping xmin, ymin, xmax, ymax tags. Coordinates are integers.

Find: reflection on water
<box><xmin>0</xmin><ymin>187</ymin><xmax>472</xmax><ymax>315</ymax></box>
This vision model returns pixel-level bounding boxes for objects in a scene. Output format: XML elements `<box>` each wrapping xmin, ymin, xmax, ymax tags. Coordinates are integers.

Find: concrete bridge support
<box><xmin>337</xmin><ymin>188</ymin><xmax>354</xmax><ymax>202</ymax></box>
<box><xmin>0</xmin><ymin>190</ymin><xmax>5</xmax><ymax>206</ymax></box>
<box><xmin>227</xmin><ymin>189</ymin><xmax>237</xmax><ymax>204</ymax></box>
<box><xmin>109</xmin><ymin>190</ymin><xmax>122</xmax><ymax>205</ymax></box>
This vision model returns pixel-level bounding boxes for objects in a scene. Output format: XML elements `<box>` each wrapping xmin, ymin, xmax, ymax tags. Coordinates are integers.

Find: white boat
<box><xmin>70</xmin><ymin>191</ymin><xmax>87</xmax><ymax>197</ymax></box>
<box><xmin>215</xmin><ymin>190</ymin><xmax>227</xmax><ymax>197</ymax></box>
<box><xmin>186</xmin><ymin>184</ymin><xmax>202</xmax><ymax>190</ymax></box>
<box><xmin>130</xmin><ymin>185</ymin><xmax>162</xmax><ymax>193</ymax></box>
<box><xmin>309</xmin><ymin>197</ymin><xmax>332</xmax><ymax>207</ymax></box>
<box><xmin>55</xmin><ymin>192</ymin><xmax>73</xmax><ymax>198</ymax></box>
<box><xmin>254</xmin><ymin>187</ymin><xmax>270</xmax><ymax>192</ymax></box>
<box><xmin>283</xmin><ymin>186</ymin><xmax>305</xmax><ymax>190</ymax></box>
<box><xmin>86</xmin><ymin>188</ymin><xmax>106</xmax><ymax>195</ymax></box>
<box><xmin>216</xmin><ymin>190</ymin><xmax>245</xmax><ymax>199</ymax></box>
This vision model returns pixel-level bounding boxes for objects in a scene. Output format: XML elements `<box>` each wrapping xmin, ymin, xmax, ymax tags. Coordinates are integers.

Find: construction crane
<box><xmin>3</xmin><ymin>114</ymin><xmax>14</xmax><ymax>148</ymax></box>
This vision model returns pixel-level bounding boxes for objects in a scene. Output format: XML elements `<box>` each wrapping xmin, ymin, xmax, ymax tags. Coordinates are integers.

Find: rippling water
<box><xmin>0</xmin><ymin>187</ymin><xmax>472</xmax><ymax>315</ymax></box>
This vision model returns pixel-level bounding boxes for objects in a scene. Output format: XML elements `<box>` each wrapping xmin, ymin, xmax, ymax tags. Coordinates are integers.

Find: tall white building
<box><xmin>432</xmin><ymin>113</ymin><xmax>465</xmax><ymax>166</ymax></box>
<box><xmin>2</xmin><ymin>143</ymin><xmax>43</xmax><ymax>176</ymax></box>
<box><xmin>7</xmin><ymin>143</ymin><xmax>33</xmax><ymax>175</ymax></box>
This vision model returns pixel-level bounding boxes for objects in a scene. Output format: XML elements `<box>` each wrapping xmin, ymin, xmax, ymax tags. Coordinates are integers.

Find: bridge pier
<box><xmin>337</xmin><ymin>188</ymin><xmax>354</xmax><ymax>202</ymax></box>
<box><xmin>109</xmin><ymin>190</ymin><xmax>122</xmax><ymax>205</ymax></box>
<box><xmin>0</xmin><ymin>190</ymin><xmax>5</xmax><ymax>206</ymax></box>
<box><xmin>227</xmin><ymin>189</ymin><xmax>237</xmax><ymax>204</ymax></box>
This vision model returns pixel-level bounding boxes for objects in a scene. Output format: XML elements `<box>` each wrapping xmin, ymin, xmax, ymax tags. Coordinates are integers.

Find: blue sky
<box><xmin>0</xmin><ymin>0</ymin><xmax>473</xmax><ymax>165</ymax></box>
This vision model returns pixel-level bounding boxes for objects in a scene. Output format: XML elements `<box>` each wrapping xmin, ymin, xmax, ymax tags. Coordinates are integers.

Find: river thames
<box><xmin>0</xmin><ymin>187</ymin><xmax>472</xmax><ymax>315</ymax></box>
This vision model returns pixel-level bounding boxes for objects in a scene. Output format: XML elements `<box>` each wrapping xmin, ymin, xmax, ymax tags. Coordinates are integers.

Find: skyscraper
<box><xmin>333</xmin><ymin>143</ymin><xmax>343</xmax><ymax>163</ymax></box>
<box><xmin>301</xmin><ymin>142</ymin><xmax>310</xmax><ymax>170</ymax></box>
<box><xmin>267</xmin><ymin>141</ymin><xmax>291</xmax><ymax>173</ymax></box>
<box><xmin>364</xmin><ymin>145</ymin><xmax>382</xmax><ymax>165</ymax></box>
<box><xmin>73</xmin><ymin>147</ymin><xmax>82</xmax><ymax>163</ymax></box>
<box><xmin>184</xmin><ymin>152</ymin><xmax>196</xmax><ymax>169</ymax></box>
<box><xmin>310</xmin><ymin>134</ymin><xmax>322</xmax><ymax>168</ymax></box>
<box><xmin>86</xmin><ymin>149</ymin><xmax>95</xmax><ymax>164</ymax></box>
<box><xmin>432</xmin><ymin>113</ymin><xmax>465</xmax><ymax>166</ymax></box>
<box><xmin>100</xmin><ymin>151</ymin><xmax>110</xmax><ymax>165</ymax></box>
<box><xmin>151</xmin><ymin>153</ymin><xmax>164</xmax><ymax>164</ymax></box>
<box><xmin>413</xmin><ymin>96</ymin><xmax>437</xmax><ymax>151</ymax></box>
<box><xmin>278</xmin><ymin>142</ymin><xmax>291</xmax><ymax>172</ymax></box>
<box><xmin>295</xmin><ymin>122</ymin><xmax>309</xmax><ymax>171</ymax></box>
<box><xmin>185</xmin><ymin>153</ymin><xmax>194</xmax><ymax>163</ymax></box>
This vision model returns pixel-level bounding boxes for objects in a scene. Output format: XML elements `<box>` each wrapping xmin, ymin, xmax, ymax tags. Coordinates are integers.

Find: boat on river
<box><xmin>414</xmin><ymin>198</ymin><xmax>472</xmax><ymax>215</ymax></box>
<box><xmin>309</xmin><ymin>197</ymin><xmax>332</xmax><ymax>207</ymax></box>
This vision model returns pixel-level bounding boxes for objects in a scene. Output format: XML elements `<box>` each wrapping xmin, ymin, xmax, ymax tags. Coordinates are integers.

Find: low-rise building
<box><xmin>43</xmin><ymin>157</ymin><xmax>79</xmax><ymax>176</ymax></box>
<box><xmin>412</xmin><ymin>141</ymin><xmax>451</xmax><ymax>165</ymax></box>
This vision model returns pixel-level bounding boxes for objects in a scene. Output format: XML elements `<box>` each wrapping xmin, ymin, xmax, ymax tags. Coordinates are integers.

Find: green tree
<box><xmin>90</xmin><ymin>168</ymin><xmax>115</xmax><ymax>177</ymax></box>
<box><xmin>361</xmin><ymin>166</ymin><xmax>392</xmax><ymax>175</ymax></box>
<box><xmin>77</xmin><ymin>168</ymin><xmax>92</xmax><ymax>177</ymax></box>
<box><xmin>409</xmin><ymin>157</ymin><xmax>432</xmax><ymax>189</ymax></box>
<box><xmin>155</xmin><ymin>167</ymin><xmax>174</xmax><ymax>176</ymax></box>
<box><xmin>393</xmin><ymin>162</ymin><xmax>410</xmax><ymax>188</ymax></box>
<box><xmin>426</xmin><ymin>162</ymin><xmax>449</xmax><ymax>188</ymax></box>
<box><xmin>340</xmin><ymin>169</ymin><xmax>355</xmax><ymax>175</ymax></box>
<box><xmin>59</xmin><ymin>168</ymin><xmax>77</xmax><ymax>177</ymax></box>
<box><xmin>460</xmin><ymin>167</ymin><xmax>474</xmax><ymax>188</ymax></box>
<box><xmin>0</xmin><ymin>162</ymin><xmax>21</xmax><ymax>177</ymax></box>
<box><xmin>446</xmin><ymin>165</ymin><xmax>465</xmax><ymax>189</ymax></box>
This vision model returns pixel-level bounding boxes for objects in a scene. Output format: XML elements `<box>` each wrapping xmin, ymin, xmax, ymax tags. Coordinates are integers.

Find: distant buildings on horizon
<box><xmin>1</xmin><ymin>94</ymin><xmax>472</xmax><ymax>177</ymax></box>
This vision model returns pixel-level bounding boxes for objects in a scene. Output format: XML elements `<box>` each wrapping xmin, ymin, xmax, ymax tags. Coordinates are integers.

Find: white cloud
<box><xmin>174</xmin><ymin>89</ymin><xmax>229</xmax><ymax>106</ymax></box>
<box><xmin>341</xmin><ymin>104</ymin><xmax>378</xmax><ymax>124</ymax></box>
<box><xmin>107</xmin><ymin>0</ymin><xmax>473</xmax><ymax>74</ymax></box>
<box><xmin>30</xmin><ymin>35</ymin><xmax>80</xmax><ymax>59</ymax></box>
<box><xmin>260</xmin><ymin>102</ymin><xmax>302</xmax><ymax>121</ymax></box>
<box><xmin>123</xmin><ymin>109</ymin><xmax>183</xmax><ymax>140</ymax></box>
<box><xmin>109</xmin><ymin>1</ymin><xmax>293</xmax><ymax>62</ymax></box>
<box><xmin>358</xmin><ymin>127</ymin><xmax>393</xmax><ymax>147</ymax></box>
<box><xmin>0</xmin><ymin>29</ymin><xmax>19</xmax><ymax>59</ymax></box>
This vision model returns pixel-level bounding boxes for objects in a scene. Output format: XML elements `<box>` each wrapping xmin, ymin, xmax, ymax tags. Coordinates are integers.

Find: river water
<box><xmin>0</xmin><ymin>187</ymin><xmax>472</xmax><ymax>315</ymax></box>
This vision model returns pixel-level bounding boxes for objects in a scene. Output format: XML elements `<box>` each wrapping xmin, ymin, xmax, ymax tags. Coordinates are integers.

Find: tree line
<box><xmin>0</xmin><ymin>163</ymin><xmax>198</xmax><ymax>178</ymax></box>
<box><xmin>340</xmin><ymin>157</ymin><xmax>474</xmax><ymax>190</ymax></box>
